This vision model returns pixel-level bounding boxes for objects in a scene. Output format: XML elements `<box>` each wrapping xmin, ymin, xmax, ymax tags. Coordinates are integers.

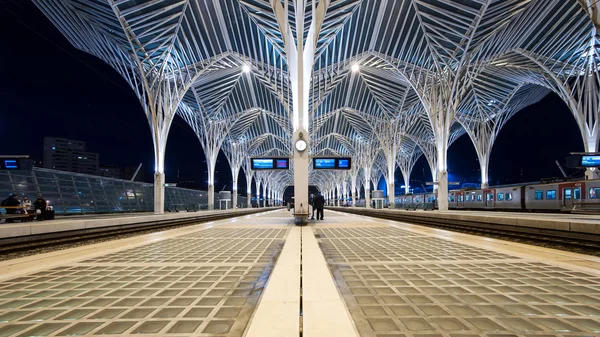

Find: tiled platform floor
<box><xmin>318</xmin><ymin>211</ymin><xmax>600</xmax><ymax>337</ymax></box>
<box><xmin>0</xmin><ymin>211</ymin><xmax>290</xmax><ymax>337</ymax></box>
<box><xmin>1</xmin><ymin>209</ymin><xmax>599</xmax><ymax>337</ymax></box>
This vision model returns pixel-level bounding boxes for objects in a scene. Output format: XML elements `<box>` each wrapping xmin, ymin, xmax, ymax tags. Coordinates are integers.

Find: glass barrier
<box><xmin>0</xmin><ymin>168</ymin><xmax>250</xmax><ymax>215</ymax></box>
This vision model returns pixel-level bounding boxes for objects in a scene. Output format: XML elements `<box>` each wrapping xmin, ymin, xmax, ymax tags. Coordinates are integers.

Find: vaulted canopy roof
<box><xmin>34</xmin><ymin>0</ymin><xmax>598</xmax><ymax>189</ymax></box>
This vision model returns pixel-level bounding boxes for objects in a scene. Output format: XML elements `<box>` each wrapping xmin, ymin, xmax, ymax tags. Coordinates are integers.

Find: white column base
<box><xmin>208</xmin><ymin>184</ymin><xmax>214</xmax><ymax>210</ymax></box>
<box><xmin>438</xmin><ymin>170</ymin><xmax>449</xmax><ymax>211</ymax></box>
<box><xmin>154</xmin><ymin>172</ymin><xmax>165</xmax><ymax>214</ymax></box>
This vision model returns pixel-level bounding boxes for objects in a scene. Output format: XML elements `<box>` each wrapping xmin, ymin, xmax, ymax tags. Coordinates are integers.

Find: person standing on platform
<box><xmin>309</xmin><ymin>193</ymin><xmax>315</xmax><ymax>220</ymax></box>
<box><xmin>314</xmin><ymin>191</ymin><xmax>325</xmax><ymax>220</ymax></box>
<box><xmin>33</xmin><ymin>195</ymin><xmax>47</xmax><ymax>221</ymax></box>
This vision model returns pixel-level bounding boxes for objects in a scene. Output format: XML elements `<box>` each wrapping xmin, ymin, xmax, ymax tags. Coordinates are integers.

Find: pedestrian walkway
<box><xmin>0</xmin><ymin>209</ymin><xmax>599</xmax><ymax>337</ymax></box>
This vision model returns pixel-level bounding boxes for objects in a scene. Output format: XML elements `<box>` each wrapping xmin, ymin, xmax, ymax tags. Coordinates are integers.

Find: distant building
<box><xmin>43</xmin><ymin>137</ymin><xmax>99</xmax><ymax>175</ymax></box>
<box><xmin>99</xmin><ymin>165</ymin><xmax>122</xmax><ymax>179</ymax></box>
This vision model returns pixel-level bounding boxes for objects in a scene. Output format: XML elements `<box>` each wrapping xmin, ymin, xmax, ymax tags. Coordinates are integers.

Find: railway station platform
<box><xmin>0</xmin><ymin>209</ymin><xmax>599</xmax><ymax>337</ymax></box>
<box><xmin>330</xmin><ymin>207</ymin><xmax>600</xmax><ymax>238</ymax></box>
<box><xmin>0</xmin><ymin>208</ymin><xmax>274</xmax><ymax>242</ymax></box>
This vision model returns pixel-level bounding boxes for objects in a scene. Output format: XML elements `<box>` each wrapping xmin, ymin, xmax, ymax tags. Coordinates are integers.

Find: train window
<box><xmin>506</xmin><ymin>193</ymin><xmax>512</xmax><ymax>201</ymax></box>
<box><xmin>535</xmin><ymin>190</ymin><xmax>543</xmax><ymax>200</ymax></box>
<box><xmin>564</xmin><ymin>189</ymin><xmax>572</xmax><ymax>200</ymax></box>
<box><xmin>458</xmin><ymin>195</ymin><xmax>463</xmax><ymax>202</ymax></box>
<box><xmin>546</xmin><ymin>190</ymin><xmax>556</xmax><ymax>200</ymax></box>
<box><xmin>449</xmin><ymin>195</ymin><xmax>455</xmax><ymax>202</ymax></box>
<box><xmin>589</xmin><ymin>188</ymin><xmax>600</xmax><ymax>199</ymax></box>
<box><xmin>477</xmin><ymin>194</ymin><xmax>482</xmax><ymax>201</ymax></box>
<box><xmin>574</xmin><ymin>188</ymin><xmax>581</xmax><ymax>200</ymax></box>
<box><xmin>486</xmin><ymin>193</ymin><xmax>494</xmax><ymax>201</ymax></box>
<box><xmin>465</xmin><ymin>194</ymin><xmax>471</xmax><ymax>201</ymax></box>
<box><xmin>497</xmin><ymin>193</ymin><xmax>504</xmax><ymax>201</ymax></box>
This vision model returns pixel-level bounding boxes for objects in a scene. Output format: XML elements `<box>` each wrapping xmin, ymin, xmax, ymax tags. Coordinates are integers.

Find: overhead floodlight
<box><xmin>242</xmin><ymin>65</ymin><xmax>251</xmax><ymax>73</ymax></box>
<box><xmin>351</xmin><ymin>64</ymin><xmax>360</xmax><ymax>72</ymax></box>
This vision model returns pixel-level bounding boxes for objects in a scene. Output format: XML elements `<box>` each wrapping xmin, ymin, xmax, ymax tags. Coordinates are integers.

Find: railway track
<box><xmin>332</xmin><ymin>208</ymin><xmax>600</xmax><ymax>256</ymax></box>
<box><xmin>0</xmin><ymin>208</ymin><xmax>273</xmax><ymax>261</ymax></box>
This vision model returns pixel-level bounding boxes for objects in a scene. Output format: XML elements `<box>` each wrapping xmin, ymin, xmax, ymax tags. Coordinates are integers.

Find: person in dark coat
<box><xmin>33</xmin><ymin>195</ymin><xmax>47</xmax><ymax>221</ymax></box>
<box><xmin>313</xmin><ymin>192</ymin><xmax>325</xmax><ymax>220</ymax></box>
<box><xmin>3</xmin><ymin>194</ymin><xmax>21</xmax><ymax>223</ymax></box>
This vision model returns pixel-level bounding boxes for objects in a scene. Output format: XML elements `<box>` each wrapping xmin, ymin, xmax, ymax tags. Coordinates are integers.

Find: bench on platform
<box><xmin>1</xmin><ymin>206</ymin><xmax>36</xmax><ymax>222</ymax></box>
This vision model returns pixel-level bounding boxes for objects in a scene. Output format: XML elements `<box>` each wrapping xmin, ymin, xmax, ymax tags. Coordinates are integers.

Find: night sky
<box><xmin>0</xmin><ymin>1</ymin><xmax>585</xmax><ymax>196</ymax></box>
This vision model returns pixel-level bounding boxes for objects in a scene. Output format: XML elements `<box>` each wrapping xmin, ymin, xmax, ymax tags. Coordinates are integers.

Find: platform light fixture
<box><xmin>242</xmin><ymin>64</ymin><xmax>251</xmax><ymax>73</ymax></box>
<box><xmin>351</xmin><ymin>64</ymin><xmax>360</xmax><ymax>72</ymax></box>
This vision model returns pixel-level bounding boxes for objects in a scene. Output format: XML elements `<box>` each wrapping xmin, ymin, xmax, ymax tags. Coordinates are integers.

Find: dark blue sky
<box><xmin>0</xmin><ymin>1</ymin><xmax>584</xmax><ymax>194</ymax></box>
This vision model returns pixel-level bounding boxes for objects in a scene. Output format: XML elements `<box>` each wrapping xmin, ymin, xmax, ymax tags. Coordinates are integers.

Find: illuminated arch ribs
<box><xmin>33</xmin><ymin>0</ymin><xmax>600</xmax><ymax>212</ymax></box>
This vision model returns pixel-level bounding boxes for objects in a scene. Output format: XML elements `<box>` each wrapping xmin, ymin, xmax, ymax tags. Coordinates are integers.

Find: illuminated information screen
<box><xmin>312</xmin><ymin>157</ymin><xmax>352</xmax><ymax>170</ymax></box>
<box><xmin>0</xmin><ymin>157</ymin><xmax>31</xmax><ymax>170</ymax></box>
<box><xmin>582</xmin><ymin>155</ymin><xmax>600</xmax><ymax>167</ymax></box>
<box><xmin>250</xmin><ymin>158</ymin><xmax>290</xmax><ymax>170</ymax></box>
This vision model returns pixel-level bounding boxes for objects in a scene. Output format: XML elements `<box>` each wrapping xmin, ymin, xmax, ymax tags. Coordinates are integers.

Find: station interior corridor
<box><xmin>1</xmin><ymin>209</ymin><xmax>599</xmax><ymax>337</ymax></box>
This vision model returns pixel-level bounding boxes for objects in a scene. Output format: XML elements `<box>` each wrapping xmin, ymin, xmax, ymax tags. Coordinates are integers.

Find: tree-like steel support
<box><xmin>33</xmin><ymin>0</ymin><xmax>600</xmax><ymax>218</ymax></box>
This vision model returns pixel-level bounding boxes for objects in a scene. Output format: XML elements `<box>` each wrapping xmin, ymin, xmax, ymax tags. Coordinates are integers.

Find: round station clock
<box><xmin>295</xmin><ymin>139</ymin><xmax>307</xmax><ymax>152</ymax></box>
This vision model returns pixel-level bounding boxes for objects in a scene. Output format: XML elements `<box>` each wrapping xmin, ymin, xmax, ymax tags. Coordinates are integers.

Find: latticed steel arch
<box><xmin>32</xmin><ymin>0</ymin><xmax>600</xmax><ymax>211</ymax></box>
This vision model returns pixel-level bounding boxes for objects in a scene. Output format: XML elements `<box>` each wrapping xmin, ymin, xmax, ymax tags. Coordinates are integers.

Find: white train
<box><xmin>396</xmin><ymin>179</ymin><xmax>600</xmax><ymax>212</ymax></box>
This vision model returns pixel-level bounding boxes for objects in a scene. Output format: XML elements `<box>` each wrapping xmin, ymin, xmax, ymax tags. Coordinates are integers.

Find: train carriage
<box><xmin>392</xmin><ymin>179</ymin><xmax>600</xmax><ymax>212</ymax></box>
<box><xmin>525</xmin><ymin>182</ymin><xmax>565</xmax><ymax>211</ymax></box>
<box><xmin>494</xmin><ymin>186</ymin><xmax>524</xmax><ymax>210</ymax></box>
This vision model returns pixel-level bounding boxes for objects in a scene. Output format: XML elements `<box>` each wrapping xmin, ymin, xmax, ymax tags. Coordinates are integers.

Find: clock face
<box><xmin>295</xmin><ymin>139</ymin><xmax>307</xmax><ymax>152</ymax></box>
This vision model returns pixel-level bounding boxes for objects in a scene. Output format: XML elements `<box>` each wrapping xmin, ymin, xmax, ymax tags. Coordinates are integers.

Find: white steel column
<box><xmin>256</xmin><ymin>180</ymin><xmax>261</xmax><ymax>207</ymax></box>
<box><xmin>351</xmin><ymin>176</ymin><xmax>357</xmax><ymax>207</ymax></box>
<box><xmin>387</xmin><ymin>161</ymin><xmax>395</xmax><ymax>208</ymax></box>
<box><xmin>263</xmin><ymin>182</ymin><xmax>268</xmax><ymax>208</ymax></box>
<box><xmin>232</xmin><ymin>169</ymin><xmax>239</xmax><ymax>209</ymax></box>
<box><xmin>271</xmin><ymin>0</ymin><xmax>329</xmax><ymax>222</ymax></box>
<box><xmin>364</xmin><ymin>174</ymin><xmax>371</xmax><ymax>208</ymax></box>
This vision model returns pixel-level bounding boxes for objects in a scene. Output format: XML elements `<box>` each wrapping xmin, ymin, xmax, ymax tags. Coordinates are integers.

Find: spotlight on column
<box><xmin>351</xmin><ymin>64</ymin><xmax>360</xmax><ymax>72</ymax></box>
<box><xmin>242</xmin><ymin>64</ymin><xmax>251</xmax><ymax>73</ymax></box>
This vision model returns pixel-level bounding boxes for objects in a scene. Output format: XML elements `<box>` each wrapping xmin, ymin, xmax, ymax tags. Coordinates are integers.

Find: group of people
<box><xmin>1</xmin><ymin>194</ymin><xmax>47</xmax><ymax>223</ymax></box>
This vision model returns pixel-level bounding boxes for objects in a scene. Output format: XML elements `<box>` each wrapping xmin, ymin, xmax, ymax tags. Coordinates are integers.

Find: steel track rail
<box><xmin>0</xmin><ymin>208</ymin><xmax>276</xmax><ymax>256</ymax></box>
<box><xmin>331</xmin><ymin>208</ymin><xmax>600</xmax><ymax>255</ymax></box>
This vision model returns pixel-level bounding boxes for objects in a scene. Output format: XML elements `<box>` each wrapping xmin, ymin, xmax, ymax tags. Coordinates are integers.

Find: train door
<box><xmin>456</xmin><ymin>192</ymin><xmax>464</xmax><ymax>208</ymax></box>
<box><xmin>484</xmin><ymin>189</ymin><xmax>495</xmax><ymax>208</ymax></box>
<box><xmin>562</xmin><ymin>187</ymin><xmax>581</xmax><ymax>209</ymax></box>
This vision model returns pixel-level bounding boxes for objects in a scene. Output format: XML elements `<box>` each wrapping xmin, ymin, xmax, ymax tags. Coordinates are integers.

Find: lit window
<box><xmin>564</xmin><ymin>189</ymin><xmax>572</xmax><ymax>200</ymax></box>
<box><xmin>497</xmin><ymin>193</ymin><xmax>504</xmax><ymax>201</ymax></box>
<box><xmin>52</xmin><ymin>146</ymin><xmax>56</xmax><ymax>150</ymax></box>
<box><xmin>486</xmin><ymin>193</ymin><xmax>494</xmax><ymax>201</ymax></box>
<box><xmin>546</xmin><ymin>190</ymin><xmax>556</xmax><ymax>200</ymax></box>
<box><xmin>506</xmin><ymin>193</ymin><xmax>512</xmax><ymax>201</ymax></box>
<box><xmin>574</xmin><ymin>188</ymin><xmax>581</xmax><ymax>200</ymax></box>
<box><xmin>535</xmin><ymin>190</ymin><xmax>543</xmax><ymax>200</ymax></box>
<box><xmin>476</xmin><ymin>194</ymin><xmax>482</xmax><ymax>201</ymax></box>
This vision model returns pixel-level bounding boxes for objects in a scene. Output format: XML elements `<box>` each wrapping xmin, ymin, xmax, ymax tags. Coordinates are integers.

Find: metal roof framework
<box><xmin>33</xmin><ymin>0</ymin><xmax>600</xmax><ymax>211</ymax></box>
